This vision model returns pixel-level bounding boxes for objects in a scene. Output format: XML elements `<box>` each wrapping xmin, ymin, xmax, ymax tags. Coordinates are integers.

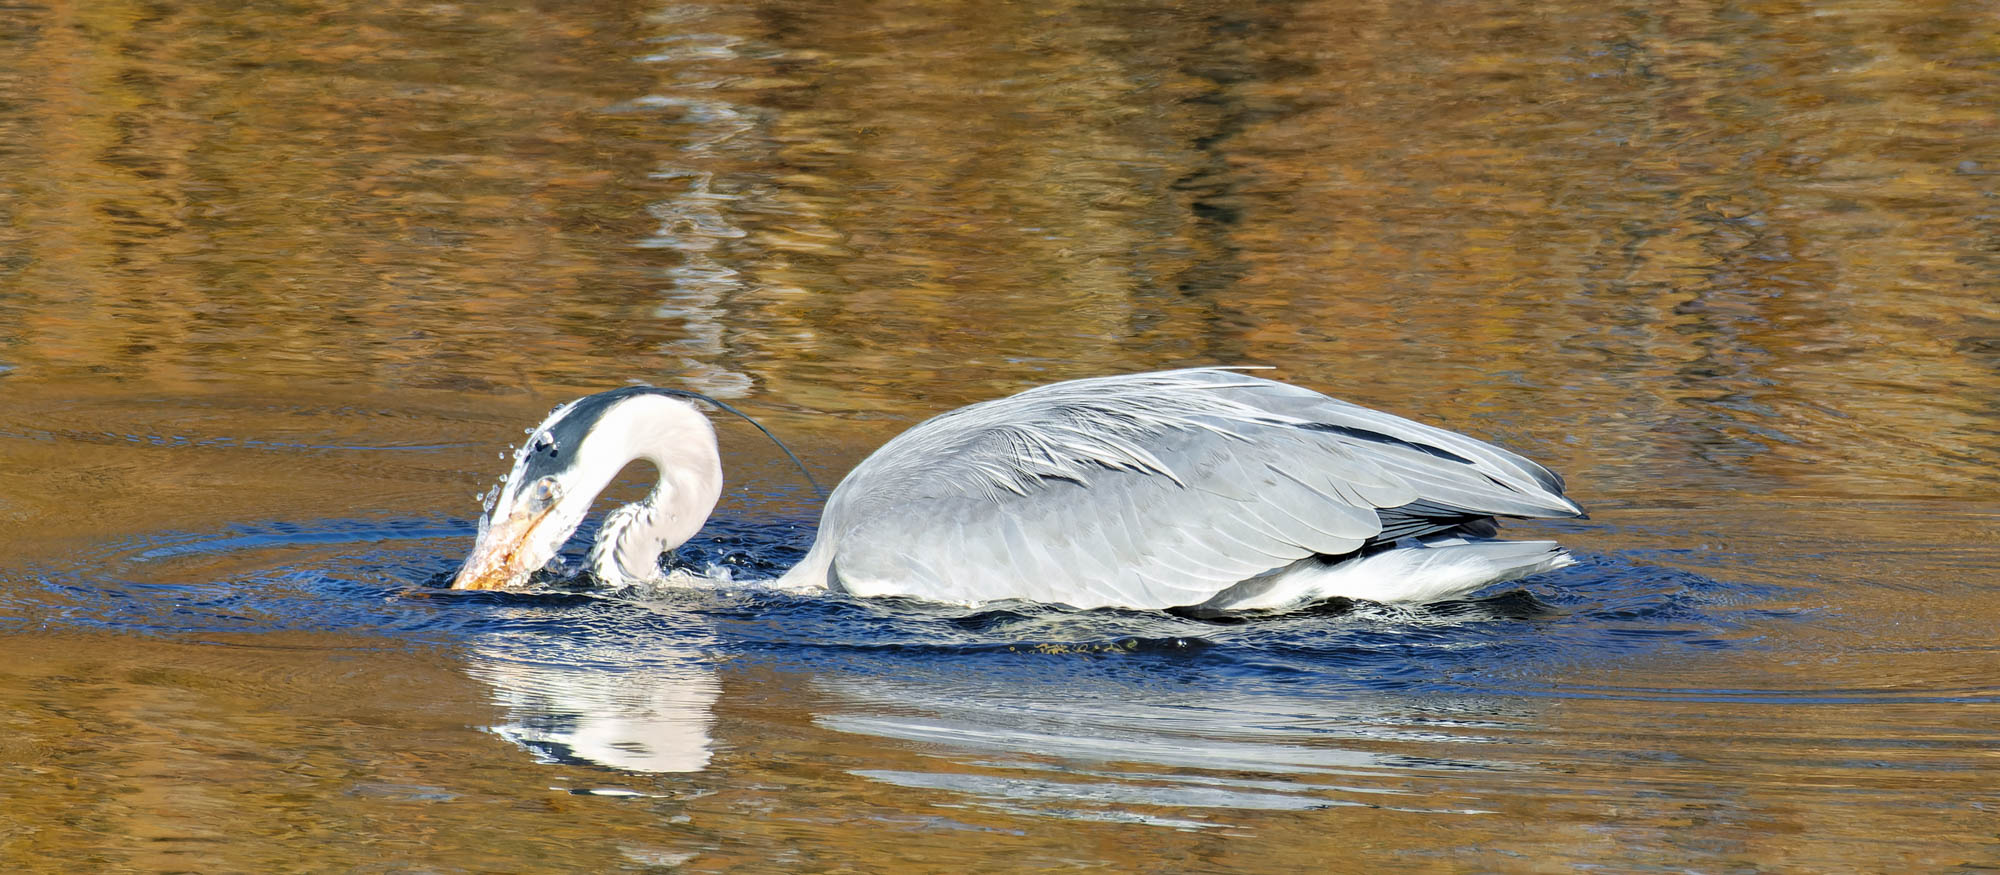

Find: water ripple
<box><xmin>7</xmin><ymin>510</ymin><xmax>1922</xmax><ymax>830</ymax></box>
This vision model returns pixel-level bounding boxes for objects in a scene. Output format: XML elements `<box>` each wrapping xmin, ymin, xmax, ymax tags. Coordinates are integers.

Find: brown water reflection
<box><xmin>2</xmin><ymin>0</ymin><xmax>1998</xmax><ymax>870</ymax></box>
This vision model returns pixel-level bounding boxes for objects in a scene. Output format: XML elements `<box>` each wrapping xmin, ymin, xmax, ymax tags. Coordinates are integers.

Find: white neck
<box><xmin>572</xmin><ymin>396</ymin><xmax>724</xmax><ymax>584</ymax></box>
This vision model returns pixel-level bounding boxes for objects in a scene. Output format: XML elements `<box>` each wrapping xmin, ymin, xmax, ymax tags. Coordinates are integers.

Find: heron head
<box><xmin>450</xmin><ymin>388</ymin><xmax>726</xmax><ymax>591</ymax></box>
<box><xmin>449</xmin><ymin>403</ymin><xmax>608</xmax><ymax>590</ymax></box>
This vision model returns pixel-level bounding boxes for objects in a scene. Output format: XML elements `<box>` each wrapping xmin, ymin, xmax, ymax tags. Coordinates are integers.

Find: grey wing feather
<box><xmin>814</xmin><ymin>368</ymin><xmax>1582</xmax><ymax>609</ymax></box>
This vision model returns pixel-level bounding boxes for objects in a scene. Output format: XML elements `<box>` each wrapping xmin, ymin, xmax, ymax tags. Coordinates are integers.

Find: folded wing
<box><xmin>812</xmin><ymin>369</ymin><xmax>1582</xmax><ymax>610</ymax></box>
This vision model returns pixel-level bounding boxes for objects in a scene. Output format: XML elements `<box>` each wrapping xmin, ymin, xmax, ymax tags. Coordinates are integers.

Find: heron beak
<box><xmin>449</xmin><ymin>495</ymin><xmax>563</xmax><ymax>591</ymax></box>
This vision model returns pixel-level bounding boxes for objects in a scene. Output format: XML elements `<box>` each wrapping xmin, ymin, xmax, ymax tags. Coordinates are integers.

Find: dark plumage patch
<box><xmin>511</xmin><ymin>384</ymin><xmax>824</xmax><ymax>500</ymax></box>
<box><xmin>517</xmin><ymin>386</ymin><xmax>667</xmax><ymax>485</ymax></box>
<box><xmin>1375</xmin><ymin>499</ymin><xmax>1503</xmax><ymax>541</ymax></box>
<box><xmin>1296</xmin><ymin>422</ymin><xmax>1476</xmax><ymax>465</ymax></box>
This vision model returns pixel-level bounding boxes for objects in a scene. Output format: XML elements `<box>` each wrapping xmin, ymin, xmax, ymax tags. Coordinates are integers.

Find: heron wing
<box><xmin>815</xmin><ymin>369</ymin><xmax>1581</xmax><ymax>610</ymax></box>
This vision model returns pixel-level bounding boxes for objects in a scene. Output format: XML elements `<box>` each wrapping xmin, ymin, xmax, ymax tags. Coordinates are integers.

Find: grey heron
<box><xmin>450</xmin><ymin>369</ymin><xmax>1585</xmax><ymax>613</ymax></box>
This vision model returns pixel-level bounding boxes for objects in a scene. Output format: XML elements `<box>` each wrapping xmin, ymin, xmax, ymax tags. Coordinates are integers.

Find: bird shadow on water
<box><xmin>5</xmin><ymin>512</ymin><xmax>1801</xmax><ymax>828</ymax></box>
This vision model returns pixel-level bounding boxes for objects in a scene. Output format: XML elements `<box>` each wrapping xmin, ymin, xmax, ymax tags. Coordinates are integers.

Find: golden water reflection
<box><xmin>0</xmin><ymin>0</ymin><xmax>1991</xmax><ymax>503</ymax></box>
<box><xmin>1</xmin><ymin>0</ymin><xmax>1997</xmax><ymax>870</ymax></box>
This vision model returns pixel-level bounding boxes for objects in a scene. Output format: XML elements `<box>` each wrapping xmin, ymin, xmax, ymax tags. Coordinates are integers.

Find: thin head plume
<box><xmin>648</xmin><ymin>387</ymin><xmax>828</xmax><ymax>500</ymax></box>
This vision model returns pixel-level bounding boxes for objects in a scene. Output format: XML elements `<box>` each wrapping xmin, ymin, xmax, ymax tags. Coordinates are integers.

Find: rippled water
<box><xmin>3</xmin><ymin>0</ymin><xmax>1998</xmax><ymax>870</ymax></box>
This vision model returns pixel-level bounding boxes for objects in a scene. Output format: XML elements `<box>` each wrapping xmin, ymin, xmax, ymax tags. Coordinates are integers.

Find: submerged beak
<box><xmin>450</xmin><ymin>479</ymin><xmax>566</xmax><ymax>591</ymax></box>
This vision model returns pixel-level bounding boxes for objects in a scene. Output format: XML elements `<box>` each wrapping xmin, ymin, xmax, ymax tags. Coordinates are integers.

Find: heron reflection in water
<box><xmin>451</xmin><ymin>369</ymin><xmax>1584</xmax><ymax>614</ymax></box>
<box><xmin>474</xmin><ymin>632</ymin><xmax>721</xmax><ymax>775</ymax></box>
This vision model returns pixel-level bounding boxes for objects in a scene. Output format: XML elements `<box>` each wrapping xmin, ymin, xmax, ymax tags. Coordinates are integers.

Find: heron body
<box><xmin>451</xmin><ymin>369</ymin><xmax>1585</xmax><ymax>614</ymax></box>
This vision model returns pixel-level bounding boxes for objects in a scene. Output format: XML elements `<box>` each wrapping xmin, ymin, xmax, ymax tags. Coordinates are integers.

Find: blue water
<box><xmin>17</xmin><ymin>509</ymin><xmax>1990</xmax><ymax>832</ymax></box>
<box><xmin>13</xmin><ymin>513</ymin><xmax>1776</xmax><ymax>684</ymax></box>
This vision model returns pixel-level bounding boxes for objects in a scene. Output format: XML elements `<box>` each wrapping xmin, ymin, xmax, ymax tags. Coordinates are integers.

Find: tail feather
<box><xmin>1196</xmin><ymin>539</ymin><xmax>1572</xmax><ymax>614</ymax></box>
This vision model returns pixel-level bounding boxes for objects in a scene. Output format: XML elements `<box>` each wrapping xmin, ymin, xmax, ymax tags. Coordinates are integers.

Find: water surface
<box><xmin>2</xmin><ymin>0</ymin><xmax>1997</xmax><ymax>870</ymax></box>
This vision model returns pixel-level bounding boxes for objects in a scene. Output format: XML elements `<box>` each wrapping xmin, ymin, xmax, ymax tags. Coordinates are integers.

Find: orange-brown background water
<box><xmin>1</xmin><ymin>0</ymin><xmax>1996</xmax><ymax>871</ymax></box>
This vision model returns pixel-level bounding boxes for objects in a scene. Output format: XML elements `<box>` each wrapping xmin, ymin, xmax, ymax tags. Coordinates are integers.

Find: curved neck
<box><xmin>577</xmin><ymin>396</ymin><xmax>725</xmax><ymax>583</ymax></box>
